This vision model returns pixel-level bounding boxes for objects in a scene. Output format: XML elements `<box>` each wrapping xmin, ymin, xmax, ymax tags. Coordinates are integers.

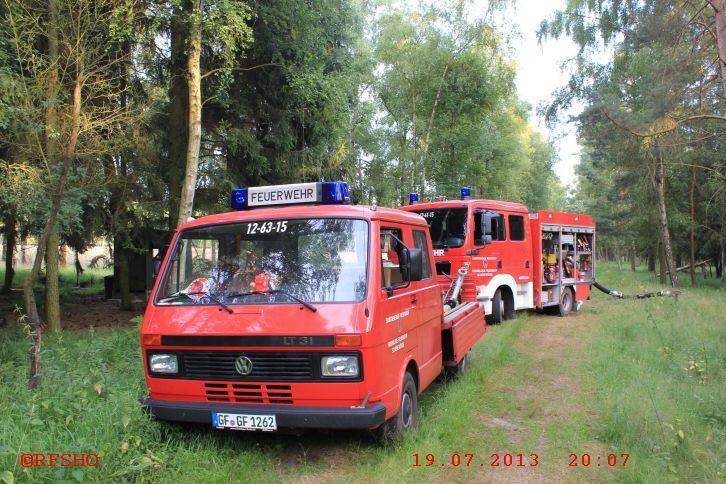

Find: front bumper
<box><xmin>143</xmin><ymin>398</ymin><xmax>387</xmax><ymax>430</ymax></box>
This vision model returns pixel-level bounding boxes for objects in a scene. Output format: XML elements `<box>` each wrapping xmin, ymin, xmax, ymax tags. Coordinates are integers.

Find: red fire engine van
<box><xmin>400</xmin><ymin>189</ymin><xmax>596</xmax><ymax>322</ymax></box>
<box><xmin>141</xmin><ymin>182</ymin><xmax>485</xmax><ymax>437</ymax></box>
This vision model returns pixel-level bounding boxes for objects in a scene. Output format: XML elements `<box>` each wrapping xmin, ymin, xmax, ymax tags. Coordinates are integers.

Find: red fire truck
<box><xmin>400</xmin><ymin>188</ymin><xmax>596</xmax><ymax>322</ymax></box>
<box><xmin>141</xmin><ymin>182</ymin><xmax>485</xmax><ymax>438</ymax></box>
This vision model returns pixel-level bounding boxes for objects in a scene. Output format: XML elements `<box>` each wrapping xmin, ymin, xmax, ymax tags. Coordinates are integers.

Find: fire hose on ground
<box><xmin>592</xmin><ymin>281</ymin><xmax>680</xmax><ymax>300</ymax></box>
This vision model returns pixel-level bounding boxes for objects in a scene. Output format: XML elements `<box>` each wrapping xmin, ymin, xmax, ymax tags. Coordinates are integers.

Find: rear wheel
<box><xmin>376</xmin><ymin>372</ymin><xmax>417</xmax><ymax>442</ymax></box>
<box><xmin>558</xmin><ymin>287</ymin><xmax>574</xmax><ymax>317</ymax></box>
<box><xmin>445</xmin><ymin>353</ymin><xmax>468</xmax><ymax>378</ymax></box>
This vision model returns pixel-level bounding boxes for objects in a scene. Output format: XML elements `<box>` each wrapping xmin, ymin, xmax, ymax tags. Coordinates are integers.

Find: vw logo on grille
<box><xmin>234</xmin><ymin>356</ymin><xmax>253</xmax><ymax>376</ymax></box>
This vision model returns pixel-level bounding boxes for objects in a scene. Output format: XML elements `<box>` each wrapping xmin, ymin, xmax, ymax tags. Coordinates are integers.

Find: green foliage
<box><xmin>542</xmin><ymin>1</ymin><xmax>726</xmax><ymax>273</ymax></box>
<box><xmin>369</xmin><ymin>2</ymin><xmax>560</xmax><ymax>207</ymax></box>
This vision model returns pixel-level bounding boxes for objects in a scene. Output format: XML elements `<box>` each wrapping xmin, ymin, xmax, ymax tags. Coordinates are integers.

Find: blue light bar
<box><xmin>460</xmin><ymin>187</ymin><xmax>471</xmax><ymax>200</ymax></box>
<box><xmin>230</xmin><ymin>181</ymin><xmax>350</xmax><ymax>210</ymax></box>
<box><xmin>409</xmin><ymin>193</ymin><xmax>419</xmax><ymax>204</ymax></box>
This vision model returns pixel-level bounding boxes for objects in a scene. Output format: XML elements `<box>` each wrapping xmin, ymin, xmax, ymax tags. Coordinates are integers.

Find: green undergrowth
<box><xmin>587</xmin><ymin>262</ymin><xmax>726</xmax><ymax>481</ymax></box>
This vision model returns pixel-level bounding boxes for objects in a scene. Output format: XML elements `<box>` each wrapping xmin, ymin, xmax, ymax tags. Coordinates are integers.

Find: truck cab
<box><xmin>141</xmin><ymin>182</ymin><xmax>485</xmax><ymax>437</ymax></box>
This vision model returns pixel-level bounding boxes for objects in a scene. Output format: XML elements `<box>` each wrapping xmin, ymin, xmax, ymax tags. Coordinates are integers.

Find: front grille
<box><xmin>147</xmin><ymin>350</ymin><xmax>362</xmax><ymax>382</ymax></box>
<box><xmin>204</xmin><ymin>382</ymin><xmax>293</xmax><ymax>404</ymax></box>
<box><xmin>183</xmin><ymin>351</ymin><xmax>313</xmax><ymax>381</ymax></box>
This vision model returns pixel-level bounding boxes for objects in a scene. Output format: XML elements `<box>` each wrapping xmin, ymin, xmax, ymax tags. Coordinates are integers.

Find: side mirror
<box><xmin>406</xmin><ymin>248</ymin><xmax>424</xmax><ymax>281</ymax></box>
<box><xmin>479</xmin><ymin>212</ymin><xmax>496</xmax><ymax>246</ymax></box>
<box><xmin>153</xmin><ymin>245</ymin><xmax>169</xmax><ymax>279</ymax></box>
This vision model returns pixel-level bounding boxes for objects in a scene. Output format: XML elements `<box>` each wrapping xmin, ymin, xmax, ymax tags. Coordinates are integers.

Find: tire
<box><xmin>376</xmin><ymin>372</ymin><xmax>417</xmax><ymax>442</ymax></box>
<box><xmin>445</xmin><ymin>353</ymin><xmax>468</xmax><ymax>378</ymax></box>
<box><xmin>503</xmin><ymin>291</ymin><xmax>515</xmax><ymax>321</ymax></box>
<box><xmin>489</xmin><ymin>288</ymin><xmax>504</xmax><ymax>324</ymax></box>
<box><xmin>558</xmin><ymin>287</ymin><xmax>574</xmax><ymax>317</ymax></box>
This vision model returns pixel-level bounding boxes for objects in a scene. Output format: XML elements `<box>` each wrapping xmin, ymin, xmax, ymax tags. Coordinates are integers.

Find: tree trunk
<box><xmin>654</xmin><ymin>153</ymin><xmax>680</xmax><ymax>288</ymax></box>
<box><xmin>630</xmin><ymin>240</ymin><xmax>636</xmax><ymax>271</ymax></box>
<box><xmin>45</xmin><ymin>224</ymin><xmax>61</xmax><ymax>332</ymax></box>
<box><xmin>59</xmin><ymin>244</ymin><xmax>67</xmax><ymax>268</ymax></box>
<box><xmin>712</xmin><ymin>0</ymin><xmax>726</xmax><ymax>98</ymax></box>
<box><xmin>2</xmin><ymin>214</ymin><xmax>16</xmax><ymax>293</ymax></box>
<box><xmin>176</xmin><ymin>0</ymin><xmax>202</xmax><ymax>229</ymax></box>
<box><xmin>117</xmin><ymin>245</ymin><xmax>133</xmax><ymax>311</ymax></box>
<box><xmin>25</xmin><ymin>23</ymin><xmax>82</xmax><ymax>387</ymax></box>
<box><xmin>167</xmin><ymin>1</ymin><xmax>191</xmax><ymax>231</ymax></box>
<box><xmin>647</xmin><ymin>246</ymin><xmax>655</xmax><ymax>272</ymax></box>
<box><xmin>658</xmin><ymin>240</ymin><xmax>667</xmax><ymax>286</ymax></box>
<box><xmin>420</xmin><ymin>61</ymin><xmax>451</xmax><ymax>195</ymax></box>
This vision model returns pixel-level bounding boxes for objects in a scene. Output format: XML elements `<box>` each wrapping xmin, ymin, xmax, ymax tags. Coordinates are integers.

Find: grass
<box><xmin>0</xmin><ymin>268</ymin><xmax>110</xmax><ymax>315</ymax></box>
<box><xmin>0</xmin><ymin>262</ymin><xmax>723</xmax><ymax>482</ymax></box>
<box><xmin>585</xmin><ymin>263</ymin><xmax>726</xmax><ymax>482</ymax></box>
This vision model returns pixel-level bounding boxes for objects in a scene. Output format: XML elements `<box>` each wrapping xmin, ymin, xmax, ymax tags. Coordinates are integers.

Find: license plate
<box><xmin>212</xmin><ymin>412</ymin><xmax>277</xmax><ymax>431</ymax></box>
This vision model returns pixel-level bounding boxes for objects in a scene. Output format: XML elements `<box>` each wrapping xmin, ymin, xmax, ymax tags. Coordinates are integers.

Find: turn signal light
<box><xmin>142</xmin><ymin>334</ymin><xmax>162</xmax><ymax>346</ymax></box>
<box><xmin>335</xmin><ymin>334</ymin><xmax>362</xmax><ymax>347</ymax></box>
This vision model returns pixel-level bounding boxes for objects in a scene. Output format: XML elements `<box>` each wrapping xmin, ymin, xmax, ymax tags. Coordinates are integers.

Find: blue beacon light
<box><xmin>460</xmin><ymin>187</ymin><xmax>471</xmax><ymax>200</ymax></box>
<box><xmin>409</xmin><ymin>193</ymin><xmax>419</xmax><ymax>205</ymax></box>
<box><xmin>231</xmin><ymin>188</ymin><xmax>248</xmax><ymax>210</ymax></box>
<box><xmin>319</xmin><ymin>181</ymin><xmax>351</xmax><ymax>204</ymax></box>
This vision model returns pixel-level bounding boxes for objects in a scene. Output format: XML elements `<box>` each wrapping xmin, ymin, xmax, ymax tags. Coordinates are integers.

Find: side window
<box><xmin>508</xmin><ymin>215</ymin><xmax>525</xmax><ymax>241</ymax></box>
<box><xmin>380</xmin><ymin>227</ymin><xmax>405</xmax><ymax>288</ymax></box>
<box><xmin>474</xmin><ymin>211</ymin><xmax>506</xmax><ymax>245</ymax></box>
<box><xmin>412</xmin><ymin>230</ymin><xmax>432</xmax><ymax>280</ymax></box>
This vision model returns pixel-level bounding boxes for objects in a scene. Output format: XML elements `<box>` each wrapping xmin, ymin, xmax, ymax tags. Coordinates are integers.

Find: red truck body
<box><xmin>140</xmin><ymin>183</ymin><xmax>485</xmax><ymax>435</ymax></box>
<box><xmin>400</xmin><ymin>197</ymin><xmax>596</xmax><ymax>320</ymax></box>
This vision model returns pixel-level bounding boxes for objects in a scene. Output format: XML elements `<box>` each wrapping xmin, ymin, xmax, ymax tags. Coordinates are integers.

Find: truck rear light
<box><xmin>143</xmin><ymin>334</ymin><xmax>161</xmax><ymax>346</ymax></box>
<box><xmin>335</xmin><ymin>334</ymin><xmax>361</xmax><ymax>347</ymax></box>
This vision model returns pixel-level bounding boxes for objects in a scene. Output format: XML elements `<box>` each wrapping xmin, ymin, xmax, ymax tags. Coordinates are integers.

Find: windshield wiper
<box><xmin>226</xmin><ymin>289</ymin><xmax>317</xmax><ymax>313</ymax></box>
<box><xmin>158</xmin><ymin>291</ymin><xmax>233</xmax><ymax>314</ymax></box>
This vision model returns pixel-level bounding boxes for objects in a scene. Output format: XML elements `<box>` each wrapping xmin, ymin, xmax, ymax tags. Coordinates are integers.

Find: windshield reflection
<box><xmin>156</xmin><ymin>218</ymin><xmax>368</xmax><ymax>305</ymax></box>
<box><xmin>412</xmin><ymin>208</ymin><xmax>467</xmax><ymax>248</ymax></box>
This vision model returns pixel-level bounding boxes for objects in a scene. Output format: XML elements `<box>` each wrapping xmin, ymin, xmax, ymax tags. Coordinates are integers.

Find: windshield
<box><xmin>411</xmin><ymin>208</ymin><xmax>468</xmax><ymax>248</ymax></box>
<box><xmin>156</xmin><ymin>218</ymin><xmax>369</xmax><ymax>305</ymax></box>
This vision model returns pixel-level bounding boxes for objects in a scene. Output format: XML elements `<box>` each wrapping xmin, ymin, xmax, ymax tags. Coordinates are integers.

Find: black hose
<box><xmin>592</xmin><ymin>280</ymin><xmax>679</xmax><ymax>300</ymax></box>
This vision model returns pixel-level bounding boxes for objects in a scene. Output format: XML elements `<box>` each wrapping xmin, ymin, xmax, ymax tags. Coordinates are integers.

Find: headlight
<box><xmin>321</xmin><ymin>355</ymin><xmax>359</xmax><ymax>377</ymax></box>
<box><xmin>149</xmin><ymin>354</ymin><xmax>178</xmax><ymax>374</ymax></box>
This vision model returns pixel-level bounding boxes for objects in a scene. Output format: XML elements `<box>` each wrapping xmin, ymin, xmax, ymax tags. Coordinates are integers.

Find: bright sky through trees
<box><xmin>509</xmin><ymin>0</ymin><xmax>581</xmax><ymax>187</ymax></box>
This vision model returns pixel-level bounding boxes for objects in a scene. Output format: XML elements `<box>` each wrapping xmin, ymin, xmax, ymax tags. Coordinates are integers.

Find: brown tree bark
<box><xmin>2</xmin><ymin>213</ymin><xmax>16</xmax><ymax>293</ymax></box>
<box><xmin>177</xmin><ymin>0</ymin><xmax>202</xmax><ymax>228</ymax></box>
<box><xmin>45</xmin><ymin>224</ymin><xmax>61</xmax><ymax>332</ymax></box>
<box><xmin>25</xmin><ymin>0</ymin><xmax>83</xmax><ymax>385</ymax></box>
<box><xmin>711</xmin><ymin>0</ymin><xmax>726</xmax><ymax>99</ymax></box>
<box><xmin>118</xmin><ymin>245</ymin><xmax>132</xmax><ymax>311</ymax></box>
<box><xmin>166</xmin><ymin>0</ymin><xmax>191</xmax><ymax>231</ymax></box>
<box><xmin>2</xmin><ymin>214</ymin><xmax>16</xmax><ymax>294</ymax></box>
<box><xmin>653</xmin><ymin>153</ymin><xmax>680</xmax><ymax>288</ymax></box>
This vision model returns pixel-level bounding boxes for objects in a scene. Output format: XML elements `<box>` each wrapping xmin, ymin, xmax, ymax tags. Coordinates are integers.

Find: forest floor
<box><xmin>0</xmin><ymin>264</ymin><xmax>724</xmax><ymax>483</ymax></box>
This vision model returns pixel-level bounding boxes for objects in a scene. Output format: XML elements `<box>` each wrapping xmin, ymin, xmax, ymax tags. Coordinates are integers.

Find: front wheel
<box><xmin>376</xmin><ymin>371</ymin><xmax>417</xmax><ymax>442</ymax></box>
<box><xmin>489</xmin><ymin>289</ymin><xmax>504</xmax><ymax>324</ymax></box>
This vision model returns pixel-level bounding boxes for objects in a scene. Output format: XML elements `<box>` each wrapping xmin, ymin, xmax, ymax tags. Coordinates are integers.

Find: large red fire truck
<box><xmin>140</xmin><ymin>182</ymin><xmax>485</xmax><ymax>438</ymax></box>
<box><xmin>400</xmin><ymin>188</ymin><xmax>596</xmax><ymax>322</ymax></box>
